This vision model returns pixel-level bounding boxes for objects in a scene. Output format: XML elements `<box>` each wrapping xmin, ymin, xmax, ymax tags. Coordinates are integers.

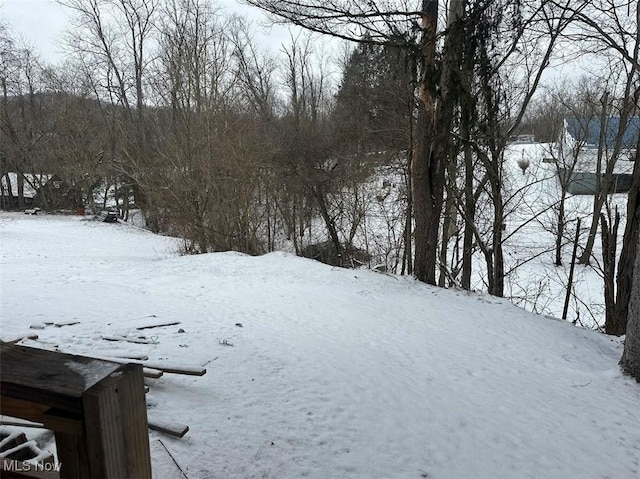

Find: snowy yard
<box><xmin>1</xmin><ymin>213</ymin><xmax>639</xmax><ymax>478</ymax></box>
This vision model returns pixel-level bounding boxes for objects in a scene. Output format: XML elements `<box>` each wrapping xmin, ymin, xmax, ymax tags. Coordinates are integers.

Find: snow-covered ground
<box><xmin>1</xmin><ymin>213</ymin><xmax>639</xmax><ymax>478</ymax></box>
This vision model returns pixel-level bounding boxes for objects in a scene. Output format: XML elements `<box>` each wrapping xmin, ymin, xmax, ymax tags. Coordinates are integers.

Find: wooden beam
<box><xmin>0</xmin><ymin>397</ymin><xmax>50</xmax><ymax>425</ymax></box>
<box><xmin>142</xmin><ymin>362</ymin><xmax>205</xmax><ymax>377</ymax></box>
<box><xmin>1</xmin><ymin>344</ymin><xmax>122</xmax><ymax>416</ymax></box>
<box><xmin>0</xmin><ymin>428</ymin><xmax>28</xmax><ymax>451</ymax></box>
<box><xmin>2</xmin><ymin>414</ymin><xmax>83</xmax><ymax>435</ymax></box>
<box><xmin>82</xmin><ymin>364</ymin><xmax>152</xmax><ymax>478</ymax></box>
<box><xmin>80</xmin><ymin>354</ymin><xmax>204</xmax><ymax>377</ymax></box>
<box><xmin>42</xmin><ymin>410</ymin><xmax>83</xmax><ymax>436</ymax></box>
<box><xmin>147</xmin><ymin>417</ymin><xmax>189</xmax><ymax>439</ymax></box>
<box><xmin>0</xmin><ymin>416</ymin><xmax>42</xmax><ymax>429</ymax></box>
<box><xmin>0</xmin><ymin>334</ymin><xmax>39</xmax><ymax>345</ymax></box>
<box><xmin>142</xmin><ymin>368</ymin><xmax>163</xmax><ymax>379</ymax></box>
<box><xmin>134</xmin><ymin>320</ymin><xmax>180</xmax><ymax>330</ymax></box>
<box><xmin>97</xmin><ymin>351</ymin><xmax>149</xmax><ymax>361</ymax></box>
<box><xmin>1</xmin><ymin>345</ymin><xmax>152</xmax><ymax>479</ymax></box>
<box><xmin>101</xmin><ymin>336</ymin><xmax>156</xmax><ymax>345</ymax></box>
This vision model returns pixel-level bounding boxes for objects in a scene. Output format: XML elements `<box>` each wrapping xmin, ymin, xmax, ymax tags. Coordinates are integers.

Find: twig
<box><xmin>201</xmin><ymin>357</ymin><xmax>218</xmax><ymax>367</ymax></box>
<box><xmin>570</xmin><ymin>380</ymin><xmax>592</xmax><ymax>388</ymax></box>
<box><xmin>157</xmin><ymin>439</ymin><xmax>189</xmax><ymax>479</ymax></box>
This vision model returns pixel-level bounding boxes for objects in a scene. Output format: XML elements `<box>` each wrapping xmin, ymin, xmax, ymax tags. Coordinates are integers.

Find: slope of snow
<box><xmin>1</xmin><ymin>213</ymin><xmax>639</xmax><ymax>479</ymax></box>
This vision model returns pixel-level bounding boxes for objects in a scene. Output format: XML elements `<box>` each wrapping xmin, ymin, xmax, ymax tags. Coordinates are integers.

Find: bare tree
<box><xmin>620</xmin><ymin>228</ymin><xmax>640</xmax><ymax>380</ymax></box>
<box><xmin>542</xmin><ymin>79</ymin><xmax>604</xmax><ymax>267</ymax></box>
<box><xmin>548</xmin><ymin>0</ymin><xmax>639</xmax><ymax>265</ymax></box>
<box><xmin>446</xmin><ymin>0</ymin><xmax>575</xmax><ymax>296</ymax></box>
<box><xmin>58</xmin><ymin>0</ymin><xmax>159</xmax><ymax>223</ymax></box>
<box><xmin>617</xmin><ymin>129</ymin><xmax>640</xmax><ymax>334</ymax></box>
<box><xmin>0</xmin><ymin>26</ymin><xmax>56</xmax><ymax>210</ymax></box>
<box><xmin>553</xmin><ymin>0</ymin><xmax>639</xmax><ymax>334</ymax></box>
<box><xmin>142</xmin><ymin>0</ymin><xmax>273</xmax><ymax>253</ymax></box>
<box><xmin>276</xmin><ymin>33</ymin><xmax>349</xmax><ymax>264</ymax></box>
<box><xmin>244</xmin><ymin>0</ymin><xmax>447</xmax><ymax>281</ymax></box>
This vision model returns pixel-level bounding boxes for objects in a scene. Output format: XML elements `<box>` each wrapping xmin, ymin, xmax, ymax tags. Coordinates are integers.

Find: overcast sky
<box><xmin>0</xmin><ymin>0</ymin><xmax>314</xmax><ymax>65</ymax></box>
<box><xmin>0</xmin><ymin>0</ymin><xmax>597</xmax><ymax>89</ymax></box>
<box><xmin>1</xmin><ymin>0</ymin><xmax>69</xmax><ymax>62</ymax></box>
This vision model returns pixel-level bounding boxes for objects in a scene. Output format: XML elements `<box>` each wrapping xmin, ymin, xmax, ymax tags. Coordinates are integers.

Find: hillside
<box><xmin>1</xmin><ymin>213</ymin><xmax>639</xmax><ymax>478</ymax></box>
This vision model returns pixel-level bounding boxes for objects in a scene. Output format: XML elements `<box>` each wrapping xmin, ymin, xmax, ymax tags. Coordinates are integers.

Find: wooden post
<box><xmin>0</xmin><ymin>344</ymin><xmax>152</xmax><ymax>479</ymax></box>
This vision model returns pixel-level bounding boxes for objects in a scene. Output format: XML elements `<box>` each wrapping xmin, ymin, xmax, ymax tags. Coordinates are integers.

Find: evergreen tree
<box><xmin>331</xmin><ymin>41</ymin><xmax>412</xmax><ymax>156</ymax></box>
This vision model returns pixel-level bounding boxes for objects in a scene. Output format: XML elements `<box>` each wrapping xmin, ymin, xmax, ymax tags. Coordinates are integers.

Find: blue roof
<box><xmin>565</xmin><ymin>116</ymin><xmax>639</xmax><ymax>149</ymax></box>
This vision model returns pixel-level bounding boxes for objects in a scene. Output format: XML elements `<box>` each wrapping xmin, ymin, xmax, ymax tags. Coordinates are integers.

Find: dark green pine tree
<box><xmin>331</xmin><ymin>40</ymin><xmax>413</xmax><ymax>157</ymax></box>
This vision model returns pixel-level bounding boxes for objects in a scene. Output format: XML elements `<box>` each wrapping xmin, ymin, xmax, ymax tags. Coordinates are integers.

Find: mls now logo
<box><xmin>2</xmin><ymin>460</ymin><xmax>62</xmax><ymax>473</ymax></box>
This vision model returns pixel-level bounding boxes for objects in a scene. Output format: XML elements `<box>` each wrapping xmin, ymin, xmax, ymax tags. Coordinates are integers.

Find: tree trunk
<box><xmin>413</xmin><ymin>0</ymin><xmax>463</xmax><ymax>285</ymax></box>
<box><xmin>615</xmin><ymin>137</ymin><xmax>640</xmax><ymax>331</ymax></box>
<box><xmin>313</xmin><ymin>186</ymin><xmax>343</xmax><ymax>266</ymax></box>
<box><xmin>601</xmin><ymin>209</ymin><xmax>622</xmax><ymax>334</ymax></box>
<box><xmin>402</xmin><ymin>71</ymin><xmax>415</xmax><ymax>277</ymax></box>
<box><xmin>578</xmin><ymin>92</ymin><xmax>609</xmax><ymax>264</ymax></box>
<box><xmin>439</xmin><ymin>159</ymin><xmax>458</xmax><ymax>287</ymax></box>
<box><xmin>412</xmin><ymin>106</ymin><xmax>434</xmax><ymax>282</ymax></box>
<box><xmin>620</xmin><ymin>231</ymin><xmax>640</xmax><ymax>381</ymax></box>
<box><xmin>412</xmin><ymin>1</ymin><xmax>440</xmax><ymax>284</ymax></box>
<box><xmin>2</xmin><ymin>173</ymin><xmax>14</xmax><ymax>209</ymax></box>
<box><xmin>555</xmin><ymin>195</ymin><xmax>566</xmax><ymax>266</ymax></box>
<box><xmin>460</xmin><ymin>87</ymin><xmax>474</xmax><ymax>290</ymax></box>
<box><xmin>402</xmin><ymin>150</ymin><xmax>413</xmax><ymax>276</ymax></box>
<box><xmin>579</xmin><ymin>68</ymin><xmax>637</xmax><ymax>264</ymax></box>
<box><xmin>17</xmin><ymin>173</ymin><xmax>24</xmax><ymax>209</ymax></box>
<box><xmin>490</xmin><ymin>176</ymin><xmax>505</xmax><ymax>297</ymax></box>
<box><xmin>563</xmin><ymin>218</ymin><xmax>581</xmax><ymax>321</ymax></box>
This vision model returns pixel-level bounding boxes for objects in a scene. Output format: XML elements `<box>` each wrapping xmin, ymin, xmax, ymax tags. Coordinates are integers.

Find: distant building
<box><xmin>557</xmin><ymin>116</ymin><xmax>638</xmax><ymax>194</ymax></box>
<box><xmin>0</xmin><ymin>172</ymin><xmax>82</xmax><ymax>211</ymax></box>
<box><xmin>1</xmin><ymin>173</ymin><xmax>44</xmax><ymax>209</ymax></box>
<box><xmin>509</xmin><ymin>133</ymin><xmax>536</xmax><ymax>144</ymax></box>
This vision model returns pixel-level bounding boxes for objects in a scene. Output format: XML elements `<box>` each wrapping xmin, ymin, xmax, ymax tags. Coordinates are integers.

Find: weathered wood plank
<box><xmin>82</xmin><ymin>364</ymin><xmax>152</xmax><ymax>478</ymax></box>
<box><xmin>97</xmin><ymin>350</ymin><xmax>149</xmax><ymax>361</ymax></box>
<box><xmin>0</xmin><ymin>397</ymin><xmax>51</xmax><ymax>425</ymax></box>
<box><xmin>1</xmin><ymin>412</ymin><xmax>190</xmax><ymax>438</ymax></box>
<box><xmin>142</xmin><ymin>368</ymin><xmax>163</xmax><ymax>379</ymax></box>
<box><xmin>42</xmin><ymin>410</ymin><xmax>84</xmax><ymax>436</ymax></box>
<box><xmin>1</xmin><ymin>417</ymin><xmax>41</xmax><ymax>429</ymax></box>
<box><xmin>80</xmin><ymin>354</ymin><xmax>204</xmax><ymax>377</ymax></box>
<box><xmin>0</xmin><ymin>344</ymin><xmax>121</xmax><ymax>416</ymax></box>
<box><xmin>52</xmin><ymin>350</ymin><xmax>162</xmax><ymax>379</ymax></box>
<box><xmin>134</xmin><ymin>320</ymin><xmax>180</xmax><ymax>331</ymax></box>
<box><xmin>147</xmin><ymin>417</ymin><xmax>189</xmax><ymax>439</ymax></box>
<box><xmin>101</xmin><ymin>335</ymin><xmax>156</xmax><ymax>345</ymax></box>
<box><xmin>0</xmin><ymin>334</ymin><xmax>39</xmax><ymax>345</ymax></box>
<box><xmin>54</xmin><ymin>432</ymin><xmax>91</xmax><ymax>478</ymax></box>
<box><xmin>0</xmin><ymin>427</ymin><xmax>28</xmax><ymax>452</ymax></box>
<box><xmin>1</xmin><ymin>345</ymin><xmax>152</xmax><ymax>479</ymax></box>
<box><xmin>142</xmin><ymin>362</ymin><xmax>206</xmax><ymax>377</ymax></box>
<box><xmin>0</xmin><ymin>440</ymin><xmax>54</xmax><ymax>464</ymax></box>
